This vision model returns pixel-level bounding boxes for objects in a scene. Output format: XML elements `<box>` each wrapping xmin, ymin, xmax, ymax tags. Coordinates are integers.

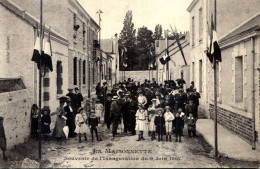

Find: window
<box><xmin>0</xmin><ymin>78</ymin><xmax>26</xmax><ymax>93</ymax></box>
<box><xmin>73</xmin><ymin>13</ymin><xmax>76</xmax><ymax>29</ymax></box>
<box><xmin>192</xmin><ymin>62</ymin><xmax>195</xmax><ymax>82</ymax></box>
<box><xmin>199</xmin><ymin>8</ymin><xmax>203</xmax><ymax>41</ymax></box>
<box><xmin>73</xmin><ymin>57</ymin><xmax>77</xmax><ymax>85</ymax></box>
<box><xmin>93</xmin><ymin>64</ymin><xmax>95</xmax><ymax>84</ymax></box>
<box><xmin>83</xmin><ymin>22</ymin><xmax>86</xmax><ymax>46</ymax></box>
<box><xmin>57</xmin><ymin>61</ymin><xmax>63</xmax><ymax>94</ymax></box>
<box><xmin>83</xmin><ymin>60</ymin><xmax>86</xmax><ymax>84</ymax></box>
<box><xmin>235</xmin><ymin>56</ymin><xmax>243</xmax><ymax>102</ymax></box>
<box><xmin>192</xmin><ymin>16</ymin><xmax>195</xmax><ymax>46</ymax></box>
<box><xmin>79</xmin><ymin>59</ymin><xmax>82</xmax><ymax>86</ymax></box>
<box><xmin>199</xmin><ymin>60</ymin><xmax>202</xmax><ymax>92</ymax></box>
<box><xmin>109</xmin><ymin>67</ymin><xmax>112</xmax><ymax>80</ymax></box>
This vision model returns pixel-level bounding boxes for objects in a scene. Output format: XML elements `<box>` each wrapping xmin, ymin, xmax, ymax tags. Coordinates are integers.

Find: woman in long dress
<box><xmin>53</xmin><ymin>99</ymin><xmax>67</xmax><ymax>140</ymax></box>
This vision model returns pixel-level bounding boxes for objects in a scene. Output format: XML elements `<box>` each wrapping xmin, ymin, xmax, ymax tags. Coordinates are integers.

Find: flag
<box><xmin>212</xmin><ymin>30</ymin><xmax>221</xmax><ymax>62</ymax></box>
<box><xmin>159</xmin><ymin>54</ymin><xmax>170</xmax><ymax>65</ymax></box>
<box><xmin>43</xmin><ymin>29</ymin><xmax>53</xmax><ymax>71</ymax></box>
<box><xmin>207</xmin><ymin>14</ymin><xmax>222</xmax><ymax>63</ymax></box>
<box><xmin>31</xmin><ymin>31</ymin><xmax>41</xmax><ymax>66</ymax></box>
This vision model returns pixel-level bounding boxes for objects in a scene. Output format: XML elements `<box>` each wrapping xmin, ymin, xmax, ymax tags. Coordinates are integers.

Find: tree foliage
<box><xmin>118</xmin><ymin>10</ymin><xmax>136</xmax><ymax>71</ymax></box>
<box><xmin>118</xmin><ymin>11</ymin><xmax>158</xmax><ymax>71</ymax></box>
<box><xmin>153</xmin><ymin>24</ymin><xmax>163</xmax><ymax>40</ymax></box>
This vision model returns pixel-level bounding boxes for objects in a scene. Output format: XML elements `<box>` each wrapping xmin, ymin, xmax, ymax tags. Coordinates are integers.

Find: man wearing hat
<box><xmin>64</xmin><ymin>97</ymin><xmax>76</xmax><ymax>137</ymax></box>
<box><xmin>66</xmin><ymin>88</ymin><xmax>77</xmax><ymax>112</ymax></box>
<box><xmin>110</xmin><ymin>96</ymin><xmax>120</xmax><ymax>137</ymax></box>
<box><xmin>75</xmin><ymin>87</ymin><xmax>83</xmax><ymax>111</ymax></box>
<box><xmin>0</xmin><ymin>117</ymin><xmax>7</xmax><ymax>161</ymax></box>
<box><xmin>122</xmin><ymin>91</ymin><xmax>131</xmax><ymax>133</ymax></box>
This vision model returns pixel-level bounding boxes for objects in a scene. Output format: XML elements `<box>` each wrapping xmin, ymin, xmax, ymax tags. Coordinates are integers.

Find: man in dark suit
<box><xmin>66</xmin><ymin>88</ymin><xmax>77</xmax><ymax>112</ymax></box>
<box><xmin>75</xmin><ymin>87</ymin><xmax>83</xmax><ymax>110</ymax></box>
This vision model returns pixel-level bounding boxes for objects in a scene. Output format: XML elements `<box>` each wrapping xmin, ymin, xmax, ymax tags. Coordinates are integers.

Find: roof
<box><xmin>187</xmin><ymin>0</ymin><xmax>199</xmax><ymax>12</ymax></box>
<box><xmin>219</xmin><ymin>13</ymin><xmax>260</xmax><ymax>46</ymax></box>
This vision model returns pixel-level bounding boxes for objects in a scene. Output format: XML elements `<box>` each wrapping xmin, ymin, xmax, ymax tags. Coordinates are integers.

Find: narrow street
<box><xmin>1</xmin><ymin>123</ymin><xmax>259</xmax><ymax>168</ymax></box>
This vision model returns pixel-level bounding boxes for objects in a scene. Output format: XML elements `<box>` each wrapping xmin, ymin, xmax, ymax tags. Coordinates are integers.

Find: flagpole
<box><xmin>38</xmin><ymin>0</ymin><xmax>43</xmax><ymax>160</ymax></box>
<box><xmin>214</xmin><ymin>0</ymin><xmax>218</xmax><ymax>158</ymax></box>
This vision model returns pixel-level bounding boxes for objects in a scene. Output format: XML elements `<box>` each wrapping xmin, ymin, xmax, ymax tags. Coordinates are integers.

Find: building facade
<box><xmin>0</xmin><ymin>0</ymin><xmax>100</xmax><ymax>147</ymax></box>
<box><xmin>187</xmin><ymin>0</ymin><xmax>260</xmax><ymax>145</ymax></box>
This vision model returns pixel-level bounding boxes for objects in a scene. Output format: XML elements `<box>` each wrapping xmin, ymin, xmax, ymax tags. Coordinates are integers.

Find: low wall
<box><xmin>209</xmin><ymin>104</ymin><xmax>254</xmax><ymax>143</ymax></box>
<box><xmin>0</xmin><ymin>89</ymin><xmax>32</xmax><ymax>148</ymax></box>
<box><xmin>119</xmin><ymin>70</ymin><xmax>157</xmax><ymax>83</ymax></box>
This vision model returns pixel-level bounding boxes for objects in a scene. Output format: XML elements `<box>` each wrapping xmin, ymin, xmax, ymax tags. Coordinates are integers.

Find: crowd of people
<box><xmin>27</xmin><ymin>78</ymin><xmax>200</xmax><ymax>146</ymax></box>
<box><xmin>96</xmin><ymin>78</ymin><xmax>201</xmax><ymax>142</ymax></box>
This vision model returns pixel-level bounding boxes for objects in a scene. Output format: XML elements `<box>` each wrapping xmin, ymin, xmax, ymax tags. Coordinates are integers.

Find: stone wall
<box><xmin>119</xmin><ymin>71</ymin><xmax>157</xmax><ymax>83</ymax></box>
<box><xmin>0</xmin><ymin>90</ymin><xmax>32</xmax><ymax>148</ymax></box>
<box><xmin>209</xmin><ymin>104</ymin><xmax>254</xmax><ymax>143</ymax></box>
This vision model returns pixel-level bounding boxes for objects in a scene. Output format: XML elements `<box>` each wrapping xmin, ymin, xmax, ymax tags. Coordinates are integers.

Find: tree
<box><xmin>118</xmin><ymin>10</ymin><xmax>136</xmax><ymax>71</ymax></box>
<box><xmin>136</xmin><ymin>26</ymin><xmax>154</xmax><ymax>70</ymax></box>
<box><xmin>153</xmin><ymin>24</ymin><xmax>163</xmax><ymax>40</ymax></box>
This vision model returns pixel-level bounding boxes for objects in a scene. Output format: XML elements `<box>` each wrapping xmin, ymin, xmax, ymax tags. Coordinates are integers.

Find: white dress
<box><xmin>75</xmin><ymin>113</ymin><xmax>88</xmax><ymax>134</ymax></box>
<box><xmin>135</xmin><ymin>109</ymin><xmax>148</xmax><ymax>131</ymax></box>
<box><xmin>149</xmin><ymin>114</ymin><xmax>156</xmax><ymax>131</ymax></box>
<box><xmin>95</xmin><ymin>103</ymin><xmax>104</xmax><ymax>119</ymax></box>
<box><xmin>164</xmin><ymin>112</ymin><xmax>175</xmax><ymax>133</ymax></box>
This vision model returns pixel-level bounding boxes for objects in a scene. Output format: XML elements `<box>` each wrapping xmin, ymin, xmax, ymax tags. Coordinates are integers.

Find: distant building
<box><xmin>100</xmin><ymin>34</ymin><xmax>119</xmax><ymax>86</ymax></box>
<box><xmin>187</xmin><ymin>0</ymin><xmax>260</xmax><ymax>144</ymax></box>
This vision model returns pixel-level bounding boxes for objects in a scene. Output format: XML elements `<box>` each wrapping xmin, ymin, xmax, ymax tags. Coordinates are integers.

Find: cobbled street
<box><xmin>1</xmin><ymin>123</ymin><xmax>259</xmax><ymax>168</ymax></box>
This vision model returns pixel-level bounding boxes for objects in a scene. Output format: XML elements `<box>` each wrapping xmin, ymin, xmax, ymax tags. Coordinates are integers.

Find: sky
<box><xmin>78</xmin><ymin>0</ymin><xmax>193</xmax><ymax>39</ymax></box>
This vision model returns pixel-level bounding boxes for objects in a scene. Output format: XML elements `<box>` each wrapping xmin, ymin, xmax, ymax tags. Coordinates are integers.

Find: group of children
<box><xmin>136</xmin><ymin>101</ymin><xmax>197</xmax><ymax>142</ymax></box>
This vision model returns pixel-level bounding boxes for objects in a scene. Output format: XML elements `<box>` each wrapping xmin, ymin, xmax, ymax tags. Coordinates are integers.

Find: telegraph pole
<box><xmin>214</xmin><ymin>0</ymin><xmax>218</xmax><ymax>158</ymax></box>
<box><xmin>38</xmin><ymin>0</ymin><xmax>43</xmax><ymax>160</ymax></box>
<box><xmin>97</xmin><ymin>10</ymin><xmax>103</xmax><ymax>83</ymax></box>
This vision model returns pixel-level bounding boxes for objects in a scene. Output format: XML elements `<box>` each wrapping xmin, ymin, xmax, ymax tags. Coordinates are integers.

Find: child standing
<box><xmin>75</xmin><ymin>107</ymin><xmax>88</xmax><ymax>143</ymax></box>
<box><xmin>135</xmin><ymin>105</ymin><xmax>148</xmax><ymax>141</ymax></box>
<box><xmin>148</xmin><ymin>110</ymin><xmax>157</xmax><ymax>141</ymax></box>
<box><xmin>178</xmin><ymin>108</ymin><xmax>185</xmax><ymax>136</ymax></box>
<box><xmin>186</xmin><ymin>113</ymin><xmax>196</xmax><ymax>138</ymax></box>
<box><xmin>95</xmin><ymin>99</ymin><xmax>104</xmax><ymax>123</ymax></box>
<box><xmin>164</xmin><ymin>106</ymin><xmax>174</xmax><ymax>142</ymax></box>
<box><xmin>0</xmin><ymin>117</ymin><xmax>7</xmax><ymax>161</ymax></box>
<box><xmin>154</xmin><ymin>108</ymin><xmax>166</xmax><ymax>142</ymax></box>
<box><xmin>88</xmin><ymin>110</ymin><xmax>99</xmax><ymax>142</ymax></box>
<box><xmin>173</xmin><ymin>112</ymin><xmax>184</xmax><ymax>142</ymax></box>
<box><xmin>41</xmin><ymin>108</ymin><xmax>51</xmax><ymax>137</ymax></box>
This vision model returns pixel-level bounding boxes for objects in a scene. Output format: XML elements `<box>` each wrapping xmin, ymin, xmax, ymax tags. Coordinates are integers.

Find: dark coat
<box><xmin>155</xmin><ymin>115</ymin><xmax>166</xmax><ymax>135</ymax></box>
<box><xmin>75</xmin><ymin>93</ymin><xmax>83</xmax><ymax>109</ymax></box>
<box><xmin>104</xmin><ymin>100</ymin><xmax>112</xmax><ymax>124</ymax></box>
<box><xmin>173</xmin><ymin>117</ymin><xmax>184</xmax><ymax>131</ymax></box>
<box><xmin>88</xmin><ymin>116</ymin><xmax>99</xmax><ymax>128</ymax></box>
<box><xmin>66</xmin><ymin>93</ymin><xmax>77</xmax><ymax>110</ymax></box>
<box><xmin>41</xmin><ymin>115</ymin><xmax>51</xmax><ymax>134</ymax></box>
<box><xmin>0</xmin><ymin>123</ymin><xmax>6</xmax><ymax>151</ymax></box>
<box><xmin>110</xmin><ymin>100</ymin><xmax>120</xmax><ymax>120</ymax></box>
<box><xmin>64</xmin><ymin>106</ymin><xmax>76</xmax><ymax>136</ymax></box>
